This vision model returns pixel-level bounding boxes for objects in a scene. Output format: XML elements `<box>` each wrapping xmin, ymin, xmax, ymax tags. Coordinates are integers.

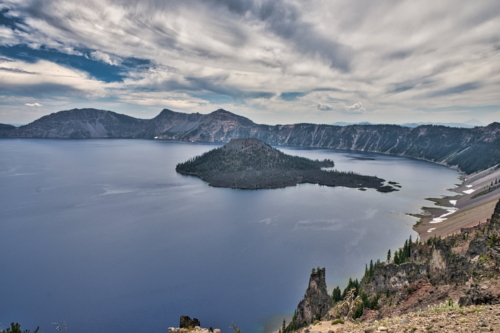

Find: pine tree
<box><xmin>332</xmin><ymin>286</ymin><xmax>342</xmax><ymax>302</ymax></box>
<box><xmin>387</xmin><ymin>249</ymin><xmax>391</xmax><ymax>262</ymax></box>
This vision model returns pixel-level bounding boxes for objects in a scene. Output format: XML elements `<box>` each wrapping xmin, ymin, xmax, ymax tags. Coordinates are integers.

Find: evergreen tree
<box><xmin>387</xmin><ymin>249</ymin><xmax>391</xmax><ymax>262</ymax></box>
<box><xmin>332</xmin><ymin>286</ymin><xmax>342</xmax><ymax>302</ymax></box>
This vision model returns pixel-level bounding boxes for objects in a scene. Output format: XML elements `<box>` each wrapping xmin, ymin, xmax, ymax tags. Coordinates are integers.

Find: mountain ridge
<box><xmin>1</xmin><ymin>108</ymin><xmax>500</xmax><ymax>174</ymax></box>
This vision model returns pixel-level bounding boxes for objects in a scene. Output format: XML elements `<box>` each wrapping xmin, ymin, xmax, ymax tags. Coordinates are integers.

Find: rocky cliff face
<box><xmin>2</xmin><ymin>108</ymin><xmax>500</xmax><ymax>173</ymax></box>
<box><xmin>356</xmin><ymin>199</ymin><xmax>500</xmax><ymax>319</ymax></box>
<box><xmin>292</xmin><ymin>268</ymin><xmax>333</xmax><ymax>327</ymax></box>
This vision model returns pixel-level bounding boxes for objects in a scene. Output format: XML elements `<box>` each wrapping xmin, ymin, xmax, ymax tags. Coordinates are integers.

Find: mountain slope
<box><xmin>2</xmin><ymin>108</ymin><xmax>500</xmax><ymax>173</ymax></box>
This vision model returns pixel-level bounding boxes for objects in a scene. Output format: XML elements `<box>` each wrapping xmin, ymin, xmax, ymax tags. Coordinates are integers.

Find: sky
<box><xmin>0</xmin><ymin>0</ymin><xmax>499</xmax><ymax>125</ymax></box>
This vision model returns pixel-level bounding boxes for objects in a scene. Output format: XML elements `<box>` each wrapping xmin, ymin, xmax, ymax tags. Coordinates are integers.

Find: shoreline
<box><xmin>413</xmin><ymin>165</ymin><xmax>500</xmax><ymax>241</ymax></box>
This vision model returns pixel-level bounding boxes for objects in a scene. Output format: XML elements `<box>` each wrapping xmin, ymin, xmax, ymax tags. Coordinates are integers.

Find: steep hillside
<box><xmin>280</xmin><ymin>200</ymin><xmax>500</xmax><ymax>333</ymax></box>
<box><xmin>287</xmin><ymin>199</ymin><xmax>500</xmax><ymax>327</ymax></box>
<box><xmin>2</xmin><ymin>108</ymin><xmax>500</xmax><ymax>173</ymax></box>
<box><xmin>0</xmin><ymin>108</ymin><xmax>147</xmax><ymax>138</ymax></box>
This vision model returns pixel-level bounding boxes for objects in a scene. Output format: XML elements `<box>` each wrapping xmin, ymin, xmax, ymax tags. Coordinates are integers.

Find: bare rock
<box><xmin>180</xmin><ymin>315</ymin><xmax>200</xmax><ymax>328</ymax></box>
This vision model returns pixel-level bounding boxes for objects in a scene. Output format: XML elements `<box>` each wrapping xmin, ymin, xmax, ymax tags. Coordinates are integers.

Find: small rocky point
<box><xmin>296</xmin><ymin>303</ymin><xmax>500</xmax><ymax>332</ymax></box>
<box><xmin>169</xmin><ymin>316</ymin><xmax>220</xmax><ymax>333</ymax></box>
<box><xmin>169</xmin><ymin>327</ymin><xmax>220</xmax><ymax>333</ymax></box>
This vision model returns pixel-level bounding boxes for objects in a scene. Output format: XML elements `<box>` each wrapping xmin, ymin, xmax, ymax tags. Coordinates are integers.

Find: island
<box><xmin>176</xmin><ymin>138</ymin><xmax>398</xmax><ymax>191</ymax></box>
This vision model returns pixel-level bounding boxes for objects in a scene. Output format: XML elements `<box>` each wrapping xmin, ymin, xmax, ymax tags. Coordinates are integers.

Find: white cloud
<box><xmin>25</xmin><ymin>102</ymin><xmax>42</xmax><ymax>107</ymax></box>
<box><xmin>89</xmin><ymin>51</ymin><xmax>122</xmax><ymax>66</ymax></box>
<box><xmin>343</xmin><ymin>102</ymin><xmax>366</xmax><ymax>114</ymax></box>
<box><xmin>0</xmin><ymin>58</ymin><xmax>107</xmax><ymax>97</ymax></box>
<box><xmin>318</xmin><ymin>102</ymin><xmax>366</xmax><ymax>114</ymax></box>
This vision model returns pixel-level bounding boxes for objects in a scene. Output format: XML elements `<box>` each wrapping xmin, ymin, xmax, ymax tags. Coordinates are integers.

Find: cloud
<box><xmin>317</xmin><ymin>103</ymin><xmax>333</xmax><ymax>111</ymax></box>
<box><xmin>88</xmin><ymin>51</ymin><xmax>122</xmax><ymax>66</ymax></box>
<box><xmin>0</xmin><ymin>0</ymin><xmax>499</xmax><ymax>124</ymax></box>
<box><xmin>318</xmin><ymin>102</ymin><xmax>366</xmax><ymax>114</ymax></box>
<box><xmin>25</xmin><ymin>102</ymin><xmax>42</xmax><ymax>107</ymax></box>
<box><xmin>0</xmin><ymin>58</ymin><xmax>107</xmax><ymax>97</ymax></box>
<box><xmin>425</xmin><ymin>82</ymin><xmax>481</xmax><ymax>98</ymax></box>
<box><xmin>0</xmin><ymin>66</ymin><xmax>35</xmax><ymax>74</ymax></box>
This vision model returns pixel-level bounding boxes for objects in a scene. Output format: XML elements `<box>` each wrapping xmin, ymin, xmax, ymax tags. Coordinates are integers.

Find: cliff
<box><xmin>175</xmin><ymin>138</ymin><xmax>395</xmax><ymax>191</ymax></box>
<box><xmin>282</xmin><ymin>199</ymin><xmax>500</xmax><ymax>330</ymax></box>
<box><xmin>334</xmin><ymin>199</ymin><xmax>500</xmax><ymax>321</ymax></box>
<box><xmin>287</xmin><ymin>268</ymin><xmax>333</xmax><ymax>330</ymax></box>
<box><xmin>2</xmin><ymin>108</ymin><xmax>500</xmax><ymax>173</ymax></box>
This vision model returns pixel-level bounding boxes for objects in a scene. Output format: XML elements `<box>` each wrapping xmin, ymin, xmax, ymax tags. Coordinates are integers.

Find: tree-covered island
<box><xmin>176</xmin><ymin>138</ymin><xmax>398</xmax><ymax>191</ymax></box>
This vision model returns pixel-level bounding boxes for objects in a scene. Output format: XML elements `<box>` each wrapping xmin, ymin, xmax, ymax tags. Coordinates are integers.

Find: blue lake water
<box><xmin>0</xmin><ymin>139</ymin><xmax>460</xmax><ymax>333</ymax></box>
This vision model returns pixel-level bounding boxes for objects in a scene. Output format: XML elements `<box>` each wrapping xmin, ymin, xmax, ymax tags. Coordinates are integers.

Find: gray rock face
<box><xmin>293</xmin><ymin>268</ymin><xmax>333</xmax><ymax>327</ymax></box>
<box><xmin>358</xmin><ymin>199</ymin><xmax>500</xmax><ymax>316</ymax></box>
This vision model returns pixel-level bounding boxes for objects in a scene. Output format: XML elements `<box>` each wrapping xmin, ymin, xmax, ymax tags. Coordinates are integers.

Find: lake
<box><xmin>0</xmin><ymin>139</ymin><xmax>460</xmax><ymax>333</ymax></box>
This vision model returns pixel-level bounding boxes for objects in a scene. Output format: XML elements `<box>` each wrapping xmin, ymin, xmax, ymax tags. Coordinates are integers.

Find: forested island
<box><xmin>176</xmin><ymin>138</ymin><xmax>398</xmax><ymax>191</ymax></box>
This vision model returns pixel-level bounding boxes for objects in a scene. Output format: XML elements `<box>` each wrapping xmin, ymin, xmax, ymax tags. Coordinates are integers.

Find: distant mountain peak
<box><xmin>464</xmin><ymin>118</ymin><xmax>484</xmax><ymax>126</ymax></box>
<box><xmin>212</xmin><ymin>108</ymin><xmax>230</xmax><ymax>113</ymax></box>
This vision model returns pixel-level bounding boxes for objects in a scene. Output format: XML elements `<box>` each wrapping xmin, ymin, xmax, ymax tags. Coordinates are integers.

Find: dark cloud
<box><xmin>317</xmin><ymin>104</ymin><xmax>333</xmax><ymax>111</ymax></box>
<box><xmin>425</xmin><ymin>82</ymin><xmax>481</xmax><ymax>98</ymax></box>
<box><xmin>384</xmin><ymin>50</ymin><xmax>413</xmax><ymax>60</ymax></box>
<box><xmin>0</xmin><ymin>8</ymin><xmax>27</xmax><ymax>31</ymax></box>
<box><xmin>208</xmin><ymin>0</ymin><xmax>351</xmax><ymax>71</ymax></box>
<box><xmin>312</xmin><ymin>87</ymin><xmax>344</xmax><ymax>93</ymax></box>
<box><xmin>150</xmin><ymin>74</ymin><xmax>274</xmax><ymax>101</ymax></box>
<box><xmin>0</xmin><ymin>82</ymin><xmax>81</xmax><ymax>97</ymax></box>
<box><xmin>387</xmin><ymin>76</ymin><xmax>437</xmax><ymax>95</ymax></box>
<box><xmin>0</xmin><ymin>67</ymin><xmax>37</xmax><ymax>74</ymax></box>
<box><xmin>280</xmin><ymin>92</ymin><xmax>306</xmax><ymax>101</ymax></box>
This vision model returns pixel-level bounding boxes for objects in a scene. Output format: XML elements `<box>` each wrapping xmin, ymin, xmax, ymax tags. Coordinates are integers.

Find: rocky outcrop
<box><xmin>179</xmin><ymin>315</ymin><xmax>200</xmax><ymax>328</ymax></box>
<box><xmin>293</xmin><ymin>268</ymin><xmax>333</xmax><ymax>327</ymax></box>
<box><xmin>2</xmin><ymin>108</ymin><xmax>500</xmax><ymax>173</ymax></box>
<box><xmin>355</xmin><ymin>199</ymin><xmax>500</xmax><ymax>319</ymax></box>
<box><xmin>301</xmin><ymin>304</ymin><xmax>500</xmax><ymax>333</ymax></box>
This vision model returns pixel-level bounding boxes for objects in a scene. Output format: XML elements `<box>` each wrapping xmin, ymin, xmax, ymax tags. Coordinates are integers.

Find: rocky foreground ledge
<box><xmin>293</xmin><ymin>303</ymin><xmax>500</xmax><ymax>332</ymax></box>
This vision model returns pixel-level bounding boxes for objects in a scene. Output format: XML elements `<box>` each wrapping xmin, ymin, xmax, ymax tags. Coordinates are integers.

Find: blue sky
<box><xmin>0</xmin><ymin>0</ymin><xmax>499</xmax><ymax>125</ymax></box>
